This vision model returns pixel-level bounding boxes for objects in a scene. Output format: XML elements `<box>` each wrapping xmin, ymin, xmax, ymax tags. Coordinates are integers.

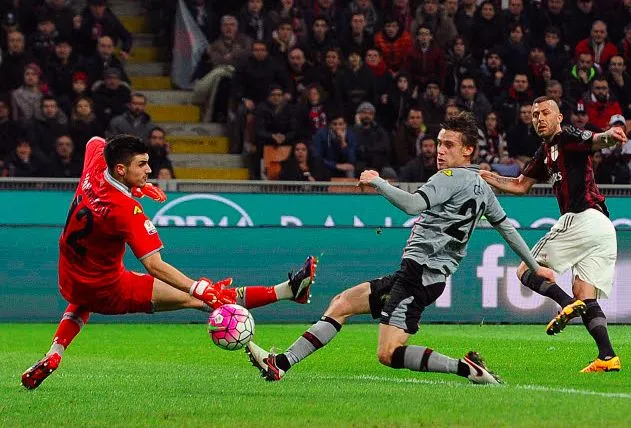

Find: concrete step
<box><xmin>126</xmin><ymin>62</ymin><xmax>168</xmax><ymax>76</ymax></box>
<box><xmin>146</xmin><ymin>104</ymin><xmax>200</xmax><ymax>123</ymax></box>
<box><xmin>131</xmin><ymin>33</ymin><xmax>157</xmax><ymax>48</ymax></box>
<box><xmin>159</xmin><ymin>122</ymin><xmax>226</xmax><ymax>136</ymax></box>
<box><xmin>131</xmin><ymin>75</ymin><xmax>172</xmax><ymax>90</ymax></box>
<box><xmin>127</xmin><ymin>47</ymin><xmax>159</xmax><ymax>63</ymax></box>
<box><xmin>120</xmin><ymin>16</ymin><xmax>149</xmax><ymax>34</ymax></box>
<box><xmin>174</xmin><ymin>167</ymin><xmax>249</xmax><ymax>180</ymax></box>
<box><xmin>167</xmin><ymin>136</ymin><xmax>229</xmax><ymax>154</ymax></box>
<box><xmin>110</xmin><ymin>2</ymin><xmax>143</xmax><ymax>17</ymax></box>
<box><xmin>170</xmin><ymin>153</ymin><xmax>244</xmax><ymax>168</ymax></box>
<box><xmin>143</xmin><ymin>90</ymin><xmax>193</xmax><ymax>105</ymax></box>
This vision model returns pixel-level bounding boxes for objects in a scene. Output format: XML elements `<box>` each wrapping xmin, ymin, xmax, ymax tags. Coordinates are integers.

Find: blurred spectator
<box><xmin>311</xmin><ymin>111</ymin><xmax>356</xmax><ymax>177</ymax></box>
<box><xmin>269</xmin><ymin>0</ymin><xmax>307</xmax><ymax>42</ymax></box>
<box><xmin>286</xmin><ymin>47</ymin><xmax>318</xmax><ymax>101</ymax></box>
<box><xmin>497</xmin><ymin>73</ymin><xmax>533</xmax><ymax>132</ymax></box>
<box><xmin>186</xmin><ymin>0</ymin><xmax>218</xmax><ymax>42</ymax></box>
<box><xmin>254</xmin><ymin>84</ymin><xmax>296</xmax><ymax>151</ymax></box>
<box><xmin>79</xmin><ymin>35</ymin><xmax>130</xmax><ymax>86</ymax></box>
<box><xmin>455</xmin><ymin>77</ymin><xmax>491</xmax><ymax>127</ymax></box>
<box><xmin>70</xmin><ymin>71</ymin><xmax>90</xmax><ymax>101</ymax></box>
<box><xmin>11</xmin><ymin>63</ymin><xmax>44</xmax><ymax>124</ymax></box>
<box><xmin>470</xmin><ymin>1</ymin><xmax>503</xmax><ymax>64</ymax></box>
<box><xmin>411</xmin><ymin>0</ymin><xmax>456</xmax><ymax>50</ymax></box>
<box><xmin>353</xmin><ymin>101</ymin><xmax>391</xmax><ymax>175</ymax></box>
<box><xmin>0</xmin><ymin>98</ymin><xmax>23</xmax><ymax>165</ymax></box>
<box><xmin>339</xmin><ymin>49</ymin><xmax>377</xmax><ymax>121</ymax></box>
<box><xmin>392</xmin><ymin>106</ymin><xmax>427</xmax><ymax>170</ymax></box>
<box><xmin>607</xmin><ymin>55</ymin><xmax>631</xmax><ymax>116</ymax></box>
<box><xmin>575</xmin><ymin>20</ymin><xmax>618</xmax><ymax>71</ymax></box>
<box><xmin>0</xmin><ymin>11</ymin><xmax>19</xmax><ymax>51</ymax></box>
<box><xmin>76</xmin><ymin>0</ymin><xmax>132</xmax><ymax>58</ymax></box>
<box><xmin>238</xmin><ymin>0</ymin><xmax>273</xmax><ymax>42</ymax></box>
<box><xmin>443</xmin><ymin>0</ymin><xmax>459</xmax><ymax>20</ymax></box>
<box><xmin>506</xmin><ymin>103</ymin><xmax>539</xmax><ymax>169</ymax></box>
<box><xmin>599</xmin><ymin>114</ymin><xmax>631</xmax><ymax>184</ymax></box>
<box><xmin>204</xmin><ymin>15</ymin><xmax>251</xmax><ymax>69</ymax></box>
<box><xmin>406</xmin><ymin>25</ymin><xmax>446</xmax><ymax>90</ymax></box>
<box><xmin>502</xmin><ymin>0</ymin><xmax>530</xmax><ymax>36</ymax></box>
<box><xmin>389</xmin><ymin>0</ymin><xmax>413</xmax><ymax>32</ymax></box>
<box><xmin>444</xmin><ymin>37</ymin><xmax>477</xmax><ymax>97</ymax></box>
<box><xmin>569</xmin><ymin>99</ymin><xmax>599</xmax><ymax>131</ymax></box>
<box><xmin>373</xmin><ymin>16</ymin><xmax>413</xmax><ymax>76</ymax></box>
<box><xmin>147</xmin><ymin>127</ymin><xmax>174</xmax><ymax>179</ymax></box>
<box><xmin>563</xmin><ymin>52</ymin><xmax>598</xmax><ymax>105</ymax></box>
<box><xmin>2</xmin><ymin>139</ymin><xmax>48</xmax><ymax>177</ymax></box>
<box><xmin>398</xmin><ymin>135</ymin><xmax>437</xmax><ymax>182</ymax></box>
<box><xmin>591</xmin><ymin>150</ymin><xmax>612</xmax><ymax>184</ymax></box>
<box><xmin>418</xmin><ymin>80</ymin><xmax>446</xmax><ymax>135</ymax></box>
<box><xmin>270</xmin><ymin>18</ymin><xmax>298</xmax><ymax>62</ymax></box>
<box><xmin>29</xmin><ymin>13</ymin><xmax>59</xmax><ymax>67</ymax></box>
<box><xmin>345</xmin><ymin>0</ymin><xmax>379</xmax><ymax>36</ymax></box>
<box><xmin>295</xmin><ymin>84</ymin><xmax>329</xmax><ymax>139</ymax></box>
<box><xmin>1</xmin><ymin>2</ymin><xmax>38</xmax><ymax>36</ymax></box>
<box><xmin>43</xmin><ymin>0</ymin><xmax>76</xmax><ymax>39</ymax></box>
<box><xmin>363</xmin><ymin>48</ymin><xmax>390</xmax><ymax>96</ymax></box>
<box><xmin>543</xmin><ymin>26</ymin><xmax>570</xmax><ymax>81</ymax></box>
<box><xmin>341</xmin><ymin>11</ymin><xmax>374</xmax><ymax>57</ymax></box>
<box><xmin>91</xmin><ymin>67</ymin><xmax>132</xmax><ymax>127</ymax></box>
<box><xmin>48</xmin><ymin>133</ymin><xmax>82</xmax><ymax>177</ymax></box>
<box><xmin>530</xmin><ymin>0</ymin><xmax>571</xmax><ymax>48</ymax></box>
<box><xmin>47</xmin><ymin>35</ymin><xmax>79</xmax><ymax>113</ymax></box>
<box><xmin>604</xmin><ymin>1</ymin><xmax>631</xmax><ymax>45</ymax></box>
<box><xmin>318</xmin><ymin>47</ymin><xmax>344</xmax><ymax>107</ymax></box>
<box><xmin>156</xmin><ymin>167</ymin><xmax>174</xmax><ymax>180</ymax></box>
<box><xmin>303</xmin><ymin>0</ymin><xmax>344</xmax><ymax>37</ymax></box>
<box><xmin>479</xmin><ymin>49</ymin><xmax>508</xmax><ymax>105</ymax></box>
<box><xmin>453</xmin><ymin>0</ymin><xmax>476</xmax><ymax>42</ymax></box>
<box><xmin>499</xmin><ymin>23</ymin><xmax>529</xmax><ymax>76</ymax></box>
<box><xmin>304</xmin><ymin>15</ymin><xmax>334</xmax><ymax>66</ymax></box>
<box><xmin>585</xmin><ymin>76</ymin><xmax>622</xmax><ymax>130</ymax></box>
<box><xmin>479</xmin><ymin>111</ymin><xmax>520</xmax><ymax>176</ymax></box>
<box><xmin>544</xmin><ymin>79</ymin><xmax>572</xmax><ymax>121</ymax></box>
<box><xmin>380</xmin><ymin>71</ymin><xmax>416</xmax><ymax>132</ymax></box>
<box><xmin>69</xmin><ymin>96</ymin><xmax>104</xmax><ymax>154</ymax></box>
<box><xmin>26</xmin><ymin>95</ymin><xmax>69</xmax><ymax>156</ymax></box>
<box><xmin>107</xmin><ymin>93</ymin><xmax>155</xmax><ymax>139</ymax></box>
<box><xmin>279</xmin><ymin>140</ymin><xmax>329</xmax><ymax>181</ymax></box>
<box><xmin>617</xmin><ymin>23</ymin><xmax>631</xmax><ymax>66</ymax></box>
<box><xmin>567</xmin><ymin>0</ymin><xmax>599</xmax><ymax>49</ymax></box>
<box><xmin>0</xmin><ymin>31</ymin><xmax>34</xmax><ymax>93</ymax></box>
<box><xmin>527</xmin><ymin>46</ymin><xmax>552</xmax><ymax>96</ymax></box>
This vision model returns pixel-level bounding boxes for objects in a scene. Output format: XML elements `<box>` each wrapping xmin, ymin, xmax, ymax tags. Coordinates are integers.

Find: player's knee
<box><xmin>327</xmin><ymin>292</ymin><xmax>353</xmax><ymax>319</ymax></box>
<box><xmin>377</xmin><ymin>347</ymin><xmax>394</xmax><ymax>367</ymax></box>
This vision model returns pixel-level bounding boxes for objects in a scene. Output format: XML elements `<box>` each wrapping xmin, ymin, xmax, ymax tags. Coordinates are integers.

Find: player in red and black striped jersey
<box><xmin>481</xmin><ymin>96</ymin><xmax>627</xmax><ymax>373</ymax></box>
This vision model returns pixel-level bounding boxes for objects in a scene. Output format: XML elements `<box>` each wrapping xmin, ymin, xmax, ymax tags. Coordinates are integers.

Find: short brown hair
<box><xmin>441</xmin><ymin>111</ymin><xmax>479</xmax><ymax>150</ymax></box>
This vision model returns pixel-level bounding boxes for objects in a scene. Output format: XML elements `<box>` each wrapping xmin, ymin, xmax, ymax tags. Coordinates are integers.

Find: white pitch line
<box><xmin>310</xmin><ymin>374</ymin><xmax>631</xmax><ymax>399</ymax></box>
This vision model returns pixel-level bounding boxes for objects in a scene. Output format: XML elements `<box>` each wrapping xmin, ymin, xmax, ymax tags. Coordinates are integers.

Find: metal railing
<box><xmin>1</xmin><ymin>177</ymin><xmax>631</xmax><ymax>196</ymax></box>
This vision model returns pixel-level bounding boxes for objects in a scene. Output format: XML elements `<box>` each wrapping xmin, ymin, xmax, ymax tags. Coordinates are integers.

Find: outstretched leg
<box><xmin>246</xmin><ymin>281</ymin><xmax>372</xmax><ymax>381</ymax></box>
<box><xmin>22</xmin><ymin>304</ymin><xmax>90</xmax><ymax>390</ymax></box>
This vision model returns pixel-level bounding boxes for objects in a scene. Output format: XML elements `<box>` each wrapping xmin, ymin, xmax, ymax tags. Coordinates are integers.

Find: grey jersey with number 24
<box><xmin>403</xmin><ymin>165</ymin><xmax>507</xmax><ymax>275</ymax></box>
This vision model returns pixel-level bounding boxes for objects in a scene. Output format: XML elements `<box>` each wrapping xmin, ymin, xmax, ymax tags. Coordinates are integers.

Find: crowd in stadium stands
<box><xmin>1</xmin><ymin>0</ymin><xmax>631</xmax><ymax>183</ymax></box>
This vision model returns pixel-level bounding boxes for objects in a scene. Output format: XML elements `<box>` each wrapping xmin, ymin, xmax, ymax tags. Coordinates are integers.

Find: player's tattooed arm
<box><xmin>480</xmin><ymin>171</ymin><xmax>536</xmax><ymax>195</ymax></box>
<box><xmin>591</xmin><ymin>127</ymin><xmax>628</xmax><ymax>151</ymax></box>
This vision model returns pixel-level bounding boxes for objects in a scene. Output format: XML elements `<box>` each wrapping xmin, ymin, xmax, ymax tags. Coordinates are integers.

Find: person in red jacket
<box><xmin>575</xmin><ymin>20</ymin><xmax>618</xmax><ymax>72</ymax></box>
<box><xmin>373</xmin><ymin>15</ymin><xmax>413</xmax><ymax>76</ymax></box>
<box><xmin>405</xmin><ymin>24</ymin><xmax>446</xmax><ymax>90</ymax></box>
<box><xmin>585</xmin><ymin>76</ymin><xmax>623</xmax><ymax>131</ymax></box>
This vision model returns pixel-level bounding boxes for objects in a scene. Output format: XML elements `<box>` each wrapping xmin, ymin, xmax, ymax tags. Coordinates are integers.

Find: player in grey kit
<box><xmin>247</xmin><ymin>112</ymin><xmax>556</xmax><ymax>384</ymax></box>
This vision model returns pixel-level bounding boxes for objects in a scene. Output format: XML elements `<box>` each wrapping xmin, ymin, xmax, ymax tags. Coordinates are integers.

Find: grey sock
<box><xmin>285</xmin><ymin>316</ymin><xmax>342</xmax><ymax>366</ymax></box>
<box><xmin>403</xmin><ymin>345</ymin><xmax>459</xmax><ymax>374</ymax></box>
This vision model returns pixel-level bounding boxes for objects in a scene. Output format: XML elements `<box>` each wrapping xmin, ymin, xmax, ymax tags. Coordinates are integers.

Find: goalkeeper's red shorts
<box><xmin>59</xmin><ymin>270</ymin><xmax>155</xmax><ymax>315</ymax></box>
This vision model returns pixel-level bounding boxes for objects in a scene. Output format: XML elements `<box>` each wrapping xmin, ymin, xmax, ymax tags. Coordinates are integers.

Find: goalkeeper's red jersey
<box><xmin>58</xmin><ymin>137</ymin><xmax>163</xmax><ymax>290</ymax></box>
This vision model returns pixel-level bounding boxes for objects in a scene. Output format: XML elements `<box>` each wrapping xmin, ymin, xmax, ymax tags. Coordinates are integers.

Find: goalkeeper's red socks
<box><xmin>48</xmin><ymin>304</ymin><xmax>90</xmax><ymax>357</ymax></box>
<box><xmin>231</xmin><ymin>286</ymin><xmax>279</xmax><ymax>309</ymax></box>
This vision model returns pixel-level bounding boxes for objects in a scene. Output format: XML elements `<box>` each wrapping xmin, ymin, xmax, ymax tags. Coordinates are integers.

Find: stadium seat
<box><xmin>263</xmin><ymin>145</ymin><xmax>292</xmax><ymax>180</ymax></box>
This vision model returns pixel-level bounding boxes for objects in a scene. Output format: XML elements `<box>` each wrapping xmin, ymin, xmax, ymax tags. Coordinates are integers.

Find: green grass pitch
<box><xmin>1</xmin><ymin>323</ymin><xmax>629</xmax><ymax>427</ymax></box>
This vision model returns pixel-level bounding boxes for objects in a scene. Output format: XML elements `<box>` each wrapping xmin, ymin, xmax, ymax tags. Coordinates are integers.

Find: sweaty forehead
<box><xmin>534</xmin><ymin>100</ymin><xmax>557</xmax><ymax>113</ymax></box>
<box><xmin>438</xmin><ymin>129</ymin><xmax>462</xmax><ymax>144</ymax></box>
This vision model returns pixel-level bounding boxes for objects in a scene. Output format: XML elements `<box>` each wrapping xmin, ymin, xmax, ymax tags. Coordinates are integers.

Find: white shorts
<box><xmin>531</xmin><ymin>208</ymin><xmax>617</xmax><ymax>298</ymax></box>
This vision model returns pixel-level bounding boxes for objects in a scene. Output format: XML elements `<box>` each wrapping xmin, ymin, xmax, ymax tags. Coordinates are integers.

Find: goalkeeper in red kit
<box><xmin>21</xmin><ymin>135</ymin><xmax>317</xmax><ymax>390</ymax></box>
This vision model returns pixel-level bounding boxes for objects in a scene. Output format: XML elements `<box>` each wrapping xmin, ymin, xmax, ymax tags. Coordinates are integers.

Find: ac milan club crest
<box><xmin>550</xmin><ymin>145</ymin><xmax>558</xmax><ymax>161</ymax></box>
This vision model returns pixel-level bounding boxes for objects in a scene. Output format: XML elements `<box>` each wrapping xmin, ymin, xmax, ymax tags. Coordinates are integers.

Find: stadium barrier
<box><xmin>1</xmin><ymin>184</ymin><xmax>630</xmax><ymax>324</ymax></box>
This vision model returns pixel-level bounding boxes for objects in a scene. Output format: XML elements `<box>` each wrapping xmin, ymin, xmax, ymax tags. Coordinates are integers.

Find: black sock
<box><xmin>456</xmin><ymin>361</ymin><xmax>470</xmax><ymax>378</ymax></box>
<box><xmin>521</xmin><ymin>269</ymin><xmax>573</xmax><ymax>308</ymax></box>
<box><xmin>275</xmin><ymin>353</ymin><xmax>291</xmax><ymax>371</ymax></box>
<box><xmin>581</xmin><ymin>299</ymin><xmax>616</xmax><ymax>360</ymax></box>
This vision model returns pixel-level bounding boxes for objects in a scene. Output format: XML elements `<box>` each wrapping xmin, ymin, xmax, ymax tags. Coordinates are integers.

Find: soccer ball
<box><xmin>208</xmin><ymin>304</ymin><xmax>255</xmax><ymax>351</ymax></box>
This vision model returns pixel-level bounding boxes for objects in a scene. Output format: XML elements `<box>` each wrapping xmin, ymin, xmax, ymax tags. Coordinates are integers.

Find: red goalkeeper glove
<box><xmin>189</xmin><ymin>277</ymin><xmax>236</xmax><ymax>309</ymax></box>
<box><xmin>131</xmin><ymin>183</ymin><xmax>167</xmax><ymax>203</ymax></box>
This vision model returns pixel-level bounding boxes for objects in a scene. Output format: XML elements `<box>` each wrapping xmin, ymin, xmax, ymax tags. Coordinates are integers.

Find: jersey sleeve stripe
<box><xmin>138</xmin><ymin>246</ymin><xmax>163</xmax><ymax>260</ymax></box>
<box><xmin>416</xmin><ymin>190</ymin><xmax>431</xmax><ymax>208</ymax></box>
<box><xmin>488</xmin><ymin>215</ymin><xmax>507</xmax><ymax>226</ymax></box>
